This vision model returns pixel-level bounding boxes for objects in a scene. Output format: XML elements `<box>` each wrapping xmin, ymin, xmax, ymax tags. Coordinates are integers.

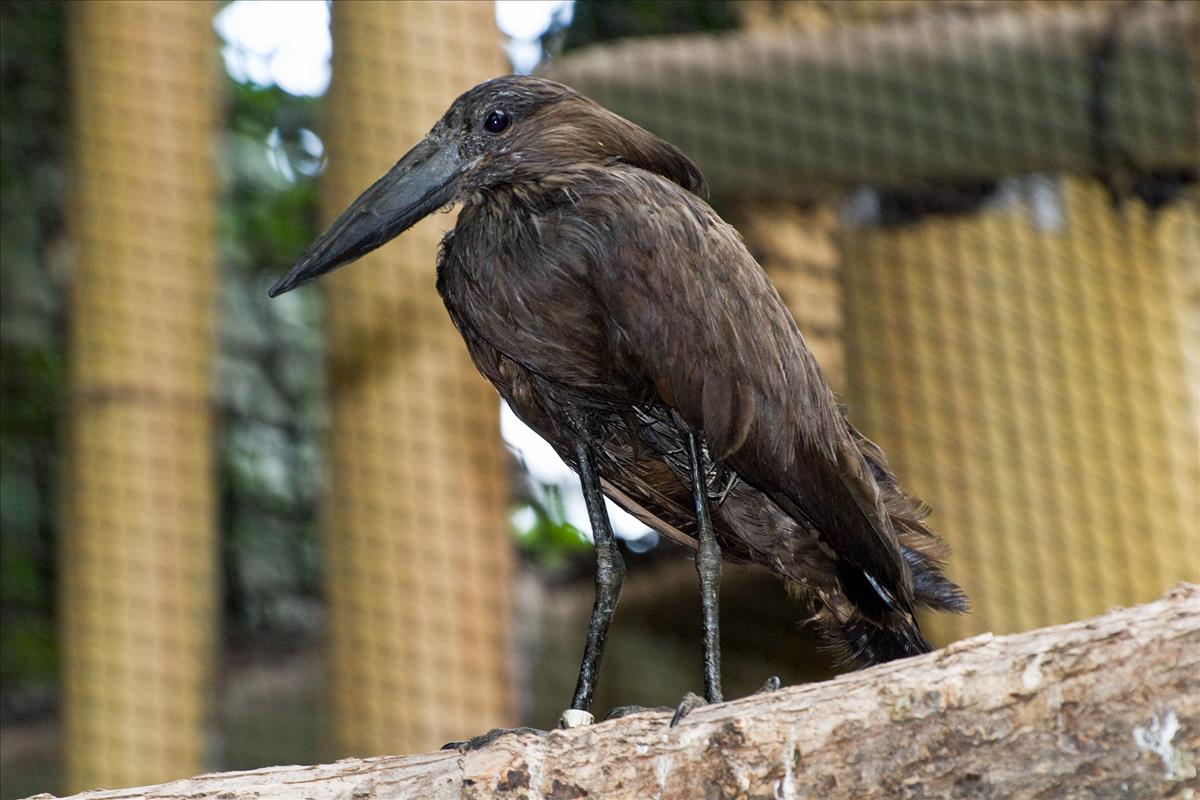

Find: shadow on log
<box><xmin>29</xmin><ymin>584</ymin><xmax>1198</xmax><ymax>799</ymax></box>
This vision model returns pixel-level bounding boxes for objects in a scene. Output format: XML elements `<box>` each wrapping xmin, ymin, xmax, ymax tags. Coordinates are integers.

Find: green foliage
<box><xmin>219</xmin><ymin>81</ymin><xmax>324</xmax><ymax>276</ymax></box>
<box><xmin>0</xmin><ymin>349</ymin><xmax>65</xmax><ymax>639</ymax></box>
<box><xmin>0</xmin><ymin>0</ymin><xmax>69</xmax><ymax>696</ymax></box>
<box><xmin>214</xmin><ymin>77</ymin><xmax>327</xmax><ymax>635</ymax></box>
<box><xmin>563</xmin><ymin>0</ymin><xmax>738</xmax><ymax>52</ymax></box>
<box><xmin>512</xmin><ymin>485</ymin><xmax>592</xmax><ymax>570</ymax></box>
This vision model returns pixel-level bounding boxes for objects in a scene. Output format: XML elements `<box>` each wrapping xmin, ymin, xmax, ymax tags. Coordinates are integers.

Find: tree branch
<box><xmin>32</xmin><ymin>584</ymin><xmax>1198</xmax><ymax>800</ymax></box>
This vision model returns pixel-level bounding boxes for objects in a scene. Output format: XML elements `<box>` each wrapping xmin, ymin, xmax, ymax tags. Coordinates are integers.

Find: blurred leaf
<box><xmin>513</xmin><ymin>485</ymin><xmax>592</xmax><ymax>569</ymax></box>
<box><xmin>0</xmin><ymin>0</ymin><xmax>68</xmax><ymax>696</ymax></box>
<box><xmin>562</xmin><ymin>0</ymin><xmax>737</xmax><ymax>52</ymax></box>
<box><xmin>214</xmin><ymin>54</ymin><xmax>327</xmax><ymax>639</ymax></box>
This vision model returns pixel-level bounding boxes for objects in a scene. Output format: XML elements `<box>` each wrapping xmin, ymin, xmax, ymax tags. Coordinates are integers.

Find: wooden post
<box><xmin>62</xmin><ymin>1</ymin><xmax>218</xmax><ymax>789</ymax></box>
<box><xmin>320</xmin><ymin>1</ymin><xmax>514</xmax><ymax>756</ymax></box>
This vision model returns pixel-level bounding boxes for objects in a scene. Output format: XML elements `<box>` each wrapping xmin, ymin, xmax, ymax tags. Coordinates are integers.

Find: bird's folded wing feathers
<box><xmin>585</xmin><ymin>173</ymin><xmax>914</xmax><ymax>615</ymax></box>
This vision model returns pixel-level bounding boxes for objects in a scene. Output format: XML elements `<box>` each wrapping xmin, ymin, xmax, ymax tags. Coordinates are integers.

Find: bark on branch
<box><xmin>33</xmin><ymin>584</ymin><xmax>1199</xmax><ymax>800</ymax></box>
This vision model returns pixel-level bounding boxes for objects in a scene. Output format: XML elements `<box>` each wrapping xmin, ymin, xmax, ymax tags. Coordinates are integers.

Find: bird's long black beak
<box><xmin>268</xmin><ymin>135</ymin><xmax>462</xmax><ymax>297</ymax></box>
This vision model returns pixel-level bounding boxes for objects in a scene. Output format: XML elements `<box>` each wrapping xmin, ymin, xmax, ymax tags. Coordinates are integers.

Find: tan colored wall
<box><xmin>842</xmin><ymin>179</ymin><xmax>1200</xmax><ymax>642</ymax></box>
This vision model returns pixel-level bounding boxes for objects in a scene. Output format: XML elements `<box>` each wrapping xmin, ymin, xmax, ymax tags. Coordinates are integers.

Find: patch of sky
<box><xmin>213</xmin><ymin>0</ymin><xmax>332</xmax><ymax>97</ymax></box>
<box><xmin>502</xmin><ymin>404</ymin><xmax>656</xmax><ymax>548</ymax></box>
<box><xmin>496</xmin><ymin>0</ymin><xmax>574</xmax><ymax>74</ymax></box>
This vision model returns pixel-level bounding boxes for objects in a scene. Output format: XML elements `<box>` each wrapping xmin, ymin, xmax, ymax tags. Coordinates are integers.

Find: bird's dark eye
<box><xmin>483</xmin><ymin>109</ymin><xmax>510</xmax><ymax>134</ymax></box>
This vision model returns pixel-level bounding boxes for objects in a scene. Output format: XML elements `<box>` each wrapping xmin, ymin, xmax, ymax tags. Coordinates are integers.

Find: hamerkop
<box><xmin>270</xmin><ymin>75</ymin><xmax>966</xmax><ymax>730</ymax></box>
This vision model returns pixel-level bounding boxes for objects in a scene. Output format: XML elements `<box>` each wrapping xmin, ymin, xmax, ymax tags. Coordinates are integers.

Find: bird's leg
<box><xmin>561</xmin><ymin>440</ymin><xmax>626</xmax><ymax>728</ymax></box>
<box><xmin>444</xmin><ymin>441</ymin><xmax>621</xmax><ymax>745</ymax></box>
<box><xmin>684</xmin><ymin>426</ymin><xmax>724</xmax><ymax>707</ymax></box>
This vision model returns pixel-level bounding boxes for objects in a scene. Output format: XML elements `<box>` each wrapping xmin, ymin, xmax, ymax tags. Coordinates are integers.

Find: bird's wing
<box><xmin>581</xmin><ymin>169</ymin><xmax>915</xmax><ymax>619</ymax></box>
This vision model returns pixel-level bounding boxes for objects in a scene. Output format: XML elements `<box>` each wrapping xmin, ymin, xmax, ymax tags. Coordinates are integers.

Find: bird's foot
<box><xmin>669</xmin><ymin>692</ymin><xmax>708</xmax><ymax>726</ymax></box>
<box><xmin>440</xmin><ymin>726</ymin><xmax>543</xmax><ymax>751</ymax></box>
<box><xmin>596</xmin><ymin>692</ymin><xmax>708</xmax><ymax>727</ymax></box>
<box><xmin>670</xmin><ymin>676</ymin><xmax>781</xmax><ymax>727</ymax></box>
<box><xmin>755</xmin><ymin>675</ymin><xmax>782</xmax><ymax>695</ymax></box>
<box><xmin>603</xmin><ymin>704</ymin><xmax>673</xmax><ymax>720</ymax></box>
<box><xmin>596</xmin><ymin>677</ymin><xmax>785</xmax><ymax>728</ymax></box>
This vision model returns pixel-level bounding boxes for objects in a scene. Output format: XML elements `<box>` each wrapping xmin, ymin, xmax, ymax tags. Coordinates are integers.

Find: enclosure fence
<box><xmin>318</xmin><ymin>0</ymin><xmax>514</xmax><ymax>758</ymax></box>
<box><xmin>546</xmin><ymin>0</ymin><xmax>1199</xmax><ymax>643</ymax></box>
<box><xmin>39</xmin><ymin>0</ymin><xmax>1200</xmax><ymax>791</ymax></box>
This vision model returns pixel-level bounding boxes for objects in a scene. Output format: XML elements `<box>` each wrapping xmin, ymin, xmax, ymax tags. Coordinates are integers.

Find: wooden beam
<box><xmin>33</xmin><ymin>584</ymin><xmax>1198</xmax><ymax>800</ymax></box>
<box><xmin>543</xmin><ymin>3</ymin><xmax>1198</xmax><ymax>197</ymax></box>
<box><xmin>63</xmin><ymin>1</ymin><xmax>218</xmax><ymax>789</ymax></box>
<box><xmin>319</xmin><ymin>0</ymin><xmax>514</xmax><ymax>755</ymax></box>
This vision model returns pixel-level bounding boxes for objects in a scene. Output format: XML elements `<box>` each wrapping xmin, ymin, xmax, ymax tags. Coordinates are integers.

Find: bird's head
<box><xmin>268</xmin><ymin>75</ymin><xmax>704</xmax><ymax>297</ymax></box>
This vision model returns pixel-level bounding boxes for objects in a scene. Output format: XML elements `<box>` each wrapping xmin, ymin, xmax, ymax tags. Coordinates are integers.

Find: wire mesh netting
<box><xmin>0</xmin><ymin>0</ymin><xmax>1196</xmax><ymax>794</ymax></box>
<box><xmin>317</xmin><ymin>0</ymin><xmax>514</xmax><ymax>757</ymax></box>
<box><xmin>544</xmin><ymin>0</ymin><xmax>1199</xmax><ymax>642</ymax></box>
<box><xmin>60</xmin><ymin>1</ymin><xmax>219</xmax><ymax>788</ymax></box>
<box><xmin>842</xmin><ymin>178</ymin><xmax>1198</xmax><ymax>642</ymax></box>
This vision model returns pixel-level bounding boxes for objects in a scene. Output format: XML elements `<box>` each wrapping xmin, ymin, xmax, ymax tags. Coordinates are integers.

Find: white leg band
<box><xmin>559</xmin><ymin>708</ymin><xmax>595</xmax><ymax>728</ymax></box>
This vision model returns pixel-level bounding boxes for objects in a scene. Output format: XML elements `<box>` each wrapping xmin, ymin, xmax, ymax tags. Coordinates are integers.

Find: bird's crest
<box><xmin>472</xmin><ymin>77</ymin><xmax>709</xmax><ymax>197</ymax></box>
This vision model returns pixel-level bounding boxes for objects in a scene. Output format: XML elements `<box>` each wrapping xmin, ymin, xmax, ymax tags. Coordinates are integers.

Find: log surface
<box><xmin>32</xmin><ymin>584</ymin><xmax>1199</xmax><ymax>800</ymax></box>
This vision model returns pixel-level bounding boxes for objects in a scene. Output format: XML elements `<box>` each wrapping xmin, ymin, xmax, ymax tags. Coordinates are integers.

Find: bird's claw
<box><xmin>670</xmin><ymin>691</ymin><xmax>708</xmax><ymax>727</ymax></box>
<box><xmin>603</xmin><ymin>704</ymin><xmax>673</xmax><ymax>720</ymax></box>
<box><xmin>667</xmin><ymin>677</ymin><xmax>780</xmax><ymax>727</ymax></box>
<box><xmin>592</xmin><ymin>677</ymin><xmax>785</xmax><ymax>729</ymax></box>
<box><xmin>755</xmin><ymin>675</ymin><xmax>782</xmax><ymax>694</ymax></box>
<box><xmin>440</xmin><ymin>726</ymin><xmax>543</xmax><ymax>751</ymax></box>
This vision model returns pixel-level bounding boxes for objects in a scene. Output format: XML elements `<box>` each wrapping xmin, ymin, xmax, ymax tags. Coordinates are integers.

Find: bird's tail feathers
<box><xmin>792</xmin><ymin>580</ymin><xmax>933</xmax><ymax>668</ymax></box>
<box><xmin>799</xmin><ymin>536</ymin><xmax>966</xmax><ymax>668</ymax></box>
<box><xmin>827</xmin><ymin>610</ymin><xmax>932</xmax><ymax>668</ymax></box>
<box><xmin>787</xmin><ymin>425</ymin><xmax>968</xmax><ymax>667</ymax></box>
<box><xmin>903</xmin><ymin>544</ymin><xmax>969</xmax><ymax>613</ymax></box>
<box><xmin>851</xmin><ymin>424</ymin><xmax>969</xmax><ymax>615</ymax></box>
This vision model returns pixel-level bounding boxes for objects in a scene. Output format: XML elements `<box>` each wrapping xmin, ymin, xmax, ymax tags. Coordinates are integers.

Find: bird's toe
<box><xmin>603</xmin><ymin>704</ymin><xmax>673</xmax><ymax>721</ymax></box>
<box><xmin>669</xmin><ymin>691</ymin><xmax>708</xmax><ymax>727</ymax></box>
<box><xmin>754</xmin><ymin>675</ymin><xmax>782</xmax><ymax>694</ymax></box>
<box><xmin>441</xmin><ymin>726</ymin><xmax>543</xmax><ymax>751</ymax></box>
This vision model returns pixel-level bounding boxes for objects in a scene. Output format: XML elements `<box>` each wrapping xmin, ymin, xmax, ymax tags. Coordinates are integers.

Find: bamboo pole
<box><xmin>62</xmin><ymin>1</ymin><xmax>218</xmax><ymax>789</ymax></box>
<box><xmin>320</xmin><ymin>1</ymin><xmax>513</xmax><ymax>756</ymax></box>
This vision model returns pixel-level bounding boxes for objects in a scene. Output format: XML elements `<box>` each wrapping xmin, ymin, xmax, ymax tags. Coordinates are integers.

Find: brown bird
<box><xmin>269</xmin><ymin>75</ymin><xmax>966</xmax><ymax>729</ymax></box>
